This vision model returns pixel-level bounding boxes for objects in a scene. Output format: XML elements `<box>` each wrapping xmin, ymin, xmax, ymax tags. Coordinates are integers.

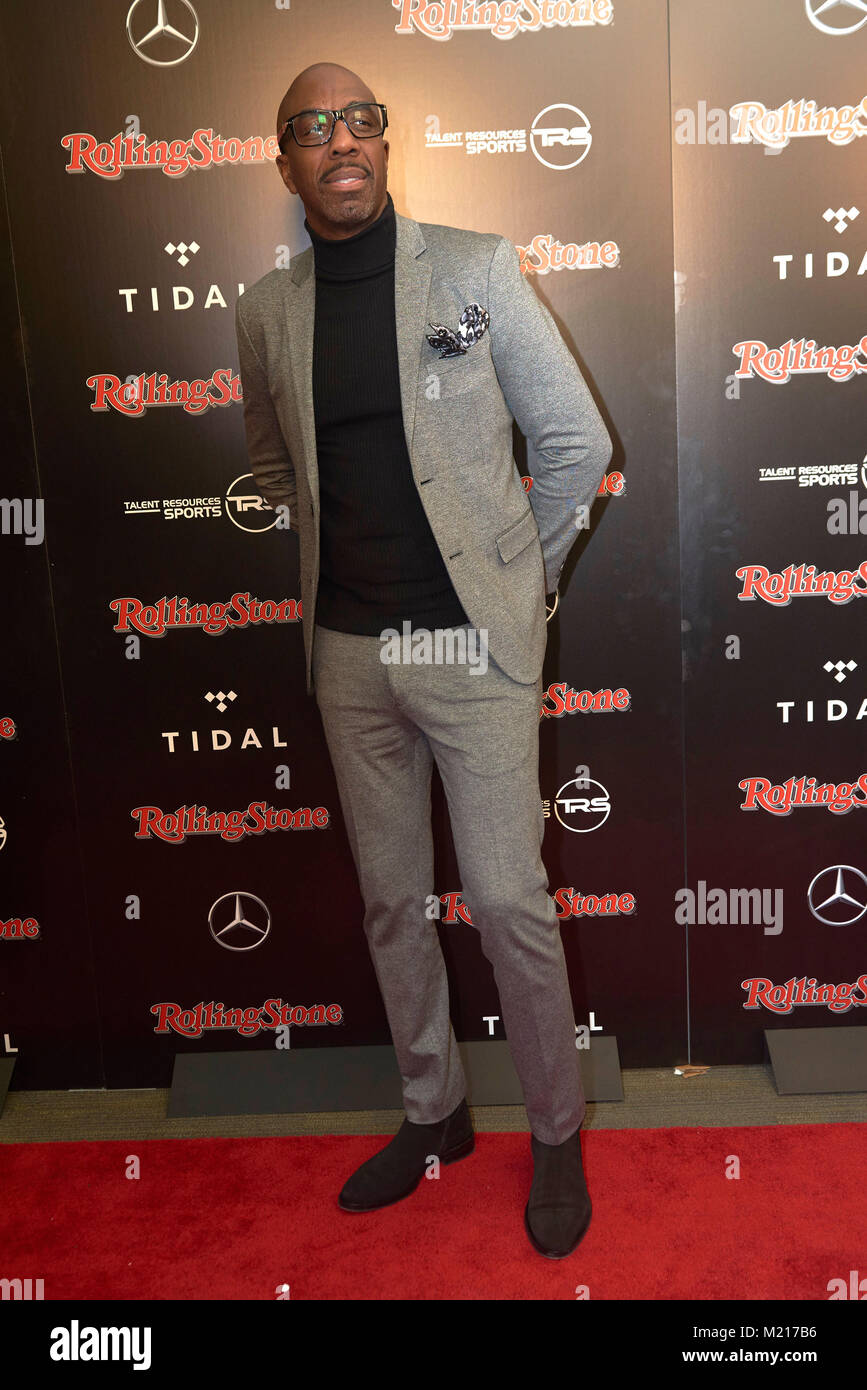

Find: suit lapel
<box><xmin>393</xmin><ymin>212</ymin><xmax>432</xmax><ymax>463</ymax></box>
<box><xmin>281</xmin><ymin>208</ymin><xmax>431</xmax><ymax>508</ymax></box>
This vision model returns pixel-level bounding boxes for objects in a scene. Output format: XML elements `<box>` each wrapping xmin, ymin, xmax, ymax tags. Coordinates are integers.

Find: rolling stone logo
<box><xmin>539</xmin><ymin>684</ymin><xmax>630</xmax><ymax>720</ymax></box>
<box><xmin>728</xmin><ymin>96</ymin><xmax>867</xmax><ymax>149</ymax></box>
<box><xmin>62</xmin><ymin>129</ymin><xmax>279</xmax><ymax>179</ymax></box>
<box><xmin>739</xmin><ymin>774</ymin><xmax>867</xmax><ymax>815</ymax></box>
<box><xmin>1</xmin><ymin>916</ymin><xmax>40</xmax><ymax>940</ymax></box>
<box><xmin>150</xmin><ymin>1000</ymin><xmax>344</xmax><ymax>1037</ymax></box>
<box><xmin>433</xmin><ymin>887</ymin><xmax>635</xmax><ymax>921</ymax></box>
<box><xmin>554</xmin><ymin>888</ymin><xmax>634</xmax><ymax>917</ymax></box>
<box><xmin>732</xmin><ymin>336</ymin><xmax>867</xmax><ymax>383</ymax></box>
<box><xmin>392</xmin><ymin>0</ymin><xmax>613</xmax><ymax>41</ymax></box>
<box><xmin>110</xmin><ymin>594</ymin><xmax>301</xmax><ymax>636</ymax></box>
<box><xmin>131</xmin><ymin>802</ymin><xmax>330</xmax><ymax>842</ymax></box>
<box><xmin>741</xmin><ymin>976</ymin><xmax>867</xmax><ymax>1014</ymax></box>
<box><xmin>518</xmin><ymin>234</ymin><xmax>620</xmax><ymax>273</ymax></box>
<box><xmin>88</xmin><ymin>369</ymin><xmax>241</xmax><ymax>416</ymax></box>
<box><xmin>736</xmin><ymin>562</ymin><xmax>867</xmax><ymax>604</ymax></box>
<box><xmin>523</xmin><ymin>472</ymin><xmax>625</xmax><ymax>498</ymax></box>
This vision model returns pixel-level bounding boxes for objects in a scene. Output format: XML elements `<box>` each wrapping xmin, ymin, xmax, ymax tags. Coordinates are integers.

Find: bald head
<box><xmin>277</xmin><ymin>62</ymin><xmax>376</xmax><ymax>136</ymax></box>
<box><xmin>273</xmin><ymin>61</ymin><xmax>389</xmax><ymax>240</ymax></box>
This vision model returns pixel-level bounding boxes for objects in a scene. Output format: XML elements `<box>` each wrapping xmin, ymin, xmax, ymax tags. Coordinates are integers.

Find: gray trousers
<box><xmin>311</xmin><ymin>621</ymin><xmax>586</xmax><ymax>1145</ymax></box>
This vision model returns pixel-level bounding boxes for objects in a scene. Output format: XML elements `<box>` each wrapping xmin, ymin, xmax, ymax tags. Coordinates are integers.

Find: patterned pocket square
<box><xmin>426</xmin><ymin>301</ymin><xmax>490</xmax><ymax>358</ymax></box>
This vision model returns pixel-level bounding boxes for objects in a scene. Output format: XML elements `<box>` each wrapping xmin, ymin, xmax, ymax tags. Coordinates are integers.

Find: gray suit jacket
<box><xmin>235</xmin><ymin>207</ymin><xmax>613</xmax><ymax>695</ymax></box>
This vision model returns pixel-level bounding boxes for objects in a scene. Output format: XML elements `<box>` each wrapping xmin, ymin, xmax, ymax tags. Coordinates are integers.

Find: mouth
<box><xmin>324</xmin><ymin>168</ymin><xmax>368</xmax><ymax>188</ymax></box>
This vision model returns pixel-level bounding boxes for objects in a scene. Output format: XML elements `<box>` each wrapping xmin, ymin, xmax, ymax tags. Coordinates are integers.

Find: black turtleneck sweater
<box><xmin>305</xmin><ymin>191</ymin><xmax>469</xmax><ymax>635</ymax></box>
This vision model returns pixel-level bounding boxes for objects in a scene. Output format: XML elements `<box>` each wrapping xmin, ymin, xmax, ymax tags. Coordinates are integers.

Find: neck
<box><xmin>305</xmin><ymin>191</ymin><xmax>396</xmax><ymax>281</ymax></box>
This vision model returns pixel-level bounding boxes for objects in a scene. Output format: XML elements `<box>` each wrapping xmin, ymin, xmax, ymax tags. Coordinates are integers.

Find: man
<box><xmin>235</xmin><ymin>61</ymin><xmax>613</xmax><ymax>1259</ymax></box>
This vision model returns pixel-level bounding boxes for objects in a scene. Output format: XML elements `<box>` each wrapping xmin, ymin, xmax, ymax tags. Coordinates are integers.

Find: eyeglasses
<box><xmin>277</xmin><ymin>103</ymin><xmax>388</xmax><ymax>153</ymax></box>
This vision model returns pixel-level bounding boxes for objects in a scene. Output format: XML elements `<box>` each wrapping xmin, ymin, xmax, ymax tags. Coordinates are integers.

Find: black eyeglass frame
<box><xmin>276</xmin><ymin>103</ymin><xmax>388</xmax><ymax>155</ymax></box>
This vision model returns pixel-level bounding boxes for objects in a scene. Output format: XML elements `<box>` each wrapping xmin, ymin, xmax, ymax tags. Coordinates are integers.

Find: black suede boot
<box><xmin>524</xmin><ymin>1124</ymin><xmax>592</xmax><ymax>1258</ymax></box>
<box><xmin>338</xmin><ymin>1098</ymin><xmax>474</xmax><ymax>1212</ymax></box>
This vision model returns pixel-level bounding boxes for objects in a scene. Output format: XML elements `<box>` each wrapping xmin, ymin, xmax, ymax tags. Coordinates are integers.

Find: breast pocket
<box><xmin>421</xmin><ymin>349</ymin><xmax>491</xmax><ymax>401</ymax></box>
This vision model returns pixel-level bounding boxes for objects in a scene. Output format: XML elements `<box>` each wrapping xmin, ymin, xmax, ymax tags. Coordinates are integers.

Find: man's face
<box><xmin>276</xmin><ymin>72</ymin><xmax>389</xmax><ymax>239</ymax></box>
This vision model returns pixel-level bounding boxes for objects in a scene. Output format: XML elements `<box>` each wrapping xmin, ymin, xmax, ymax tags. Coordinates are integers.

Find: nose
<box><xmin>329</xmin><ymin>116</ymin><xmax>361</xmax><ymax>152</ymax></box>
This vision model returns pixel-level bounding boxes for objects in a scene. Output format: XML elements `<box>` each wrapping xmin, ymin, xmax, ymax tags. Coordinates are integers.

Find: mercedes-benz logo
<box><xmin>127</xmin><ymin>0</ymin><xmax>199</xmax><ymax>67</ymax></box>
<box><xmin>208</xmin><ymin>891</ymin><xmax>271</xmax><ymax>951</ymax></box>
<box><xmin>806</xmin><ymin>0</ymin><xmax>867</xmax><ymax>35</ymax></box>
<box><xmin>807</xmin><ymin>865</ymin><xmax>867</xmax><ymax>924</ymax></box>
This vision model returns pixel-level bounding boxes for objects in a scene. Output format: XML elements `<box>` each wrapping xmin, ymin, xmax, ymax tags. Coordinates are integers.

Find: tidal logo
<box><xmin>824</xmin><ymin>658</ymin><xmax>858</xmax><ymax>683</ymax></box>
<box><xmin>161</xmin><ymin>724</ymin><xmax>289</xmax><ymax>752</ymax></box>
<box><xmin>777</xmin><ymin>697</ymin><xmax>866</xmax><ymax>724</ymax></box>
<box><xmin>164</xmin><ymin>238</ymin><xmax>199</xmax><ymax>267</ymax></box>
<box><xmin>773</xmin><ymin>249</ymin><xmax>867</xmax><ymax>279</ymax></box>
<box><xmin>823</xmin><ymin>206</ymin><xmax>859</xmax><ymax>234</ymax></box>
<box><xmin>118</xmin><ymin>283</ymin><xmax>243</xmax><ymax>312</ymax></box>
<box><xmin>205</xmin><ymin>689</ymin><xmax>236</xmax><ymax>714</ymax></box>
<box><xmin>774</xmin><ymin>206</ymin><xmax>865</xmax><ymax>279</ymax></box>
<box><xmin>119</xmin><ymin>237</ymin><xmax>243</xmax><ymax>311</ymax></box>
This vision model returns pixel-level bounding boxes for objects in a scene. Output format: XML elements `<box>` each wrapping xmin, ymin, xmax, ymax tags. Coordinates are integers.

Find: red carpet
<box><xmin>1</xmin><ymin>1122</ymin><xmax>865</xmax><ymax>1300</ymax></box>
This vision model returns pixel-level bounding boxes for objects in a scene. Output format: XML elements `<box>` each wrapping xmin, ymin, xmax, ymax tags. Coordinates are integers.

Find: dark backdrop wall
<box><xmin>1</xmin><ymin>0</ymin><xmax>864</xmax><ymax>1089</ymax></box>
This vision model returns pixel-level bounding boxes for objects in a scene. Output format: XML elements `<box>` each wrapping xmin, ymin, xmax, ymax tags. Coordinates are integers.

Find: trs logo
<box><xmin>546</xmin><ymin>770</ymin><xmax>612</xmax><ymax>832</ymax></box>
<box><xmin>530</xmin><ymin>105</ymin><xmax>593</xmax><ymax>169</ymax></box>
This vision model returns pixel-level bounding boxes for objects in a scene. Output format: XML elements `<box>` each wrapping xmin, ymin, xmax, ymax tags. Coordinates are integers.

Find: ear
<box><xmin>276</xmin><ymin>158</ymin><xmax>297</xmax><ymax>194</ymax></box>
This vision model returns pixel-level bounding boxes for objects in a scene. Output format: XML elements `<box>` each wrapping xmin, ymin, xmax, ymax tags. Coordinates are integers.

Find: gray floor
<box><xmin>2</xmin><ymin>1065</ymin><xmax>865</xmax><ymax>1143</ymax></box>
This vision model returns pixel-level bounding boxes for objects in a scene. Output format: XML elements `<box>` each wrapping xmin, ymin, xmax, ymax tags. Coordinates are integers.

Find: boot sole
<box><xmin>338</xmin><ymin>1132</ymin><xmax>475</xmax><ymax>1213</ymax></box>
<box><xmin>523</xmin><ymin>1199</ymin><xmax>592</xmax><ymax>1259</ymax></box>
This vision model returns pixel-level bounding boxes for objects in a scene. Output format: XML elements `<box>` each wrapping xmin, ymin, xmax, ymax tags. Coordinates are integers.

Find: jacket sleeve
<box><xmin>235</xmin><ymin>295</ymin><xmax>299</xmax><ymax>533</ymax></box>
<box><xmin>486</xmin><ymin>235</ymin><xmax>612</xmax><ymax>592</ymax></box>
